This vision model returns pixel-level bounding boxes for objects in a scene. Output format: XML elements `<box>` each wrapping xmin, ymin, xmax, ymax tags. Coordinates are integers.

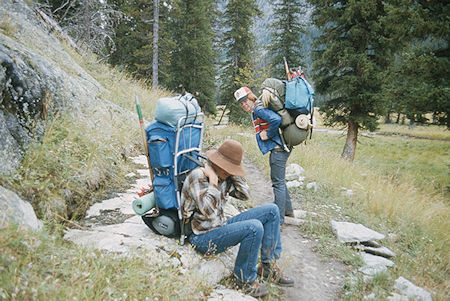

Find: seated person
<box><xmin>181</xmin><ymin>139</ymin><xmax>294</xmax><ymax>298</ymax></box>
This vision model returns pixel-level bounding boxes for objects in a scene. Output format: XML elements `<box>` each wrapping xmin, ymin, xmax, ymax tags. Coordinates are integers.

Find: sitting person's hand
<box><xmin>202</xmin><ymin>163</ymin><xmax>218</xmax><ymax>187</ymax></box>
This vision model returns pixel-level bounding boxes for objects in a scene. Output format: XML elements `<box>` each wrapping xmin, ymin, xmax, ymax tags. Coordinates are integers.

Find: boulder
<box><xmin>394</xmin><ymin>277</ymin><xmax>432</xmax><ymax>301</ymax></box>
<box><xmin>331</xmin><ymin>220</ymin><xmax>385</xmax><ymax>243</ymax></box>
<box><xmin>0</xmin><ymin>185</ymin><xmax>42</xmax><ymax>230</ymax></box>
<box><xmin>285</xmin><ymin>163</ymin><xmax>304</xmax><ymax>181</ymax></box>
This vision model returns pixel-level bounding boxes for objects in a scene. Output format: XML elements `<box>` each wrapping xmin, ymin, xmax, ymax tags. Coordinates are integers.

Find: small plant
<box><xmin>0</xmin><ymin>16</ymin><xmax>16</xmax><ymax>37</ymax></box>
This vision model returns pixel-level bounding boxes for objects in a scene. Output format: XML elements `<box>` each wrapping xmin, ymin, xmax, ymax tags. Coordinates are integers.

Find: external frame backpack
<box><xmin>260</xmin><ymin>75</ymin><xmax>315</xmax><ymax>148</ymax></box>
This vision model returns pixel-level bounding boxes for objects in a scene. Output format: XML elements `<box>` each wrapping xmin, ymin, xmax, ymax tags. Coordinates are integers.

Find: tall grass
<box><xmin>0</xmin><ymin>110</ymin><xmax>138</xmax><ymax>222</ymax></box>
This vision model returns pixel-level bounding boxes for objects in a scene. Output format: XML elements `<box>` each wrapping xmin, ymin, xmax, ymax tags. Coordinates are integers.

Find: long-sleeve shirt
<box><xmin>181</xmin><ymin>168</ymin><xmax>250</xmax><ymax>235</ymax></box>
<box><xmin>251</xmin><ymin>100</ymin><xmax>283</xmax><ymax>155</ymax></box>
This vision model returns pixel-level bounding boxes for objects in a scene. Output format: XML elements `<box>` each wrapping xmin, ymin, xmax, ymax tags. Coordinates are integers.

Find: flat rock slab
<box><xmin>394</xmin><ymin>277</ymin><xmax>432</xmax><ymax>301</ymax></box>
<box><xmin>360</xmin><ymin>253</ymin><xmax>395</xmax><ymax>269</ymax></box>
<box><xmin>355</xmin><ymin>245</ymin><xmax>396</xmax><ymax>258</ymax></box>
<box><xmin>331</xmin><ymin>220</ymin><xmax>385</xmax><ymax>243</ymax></box>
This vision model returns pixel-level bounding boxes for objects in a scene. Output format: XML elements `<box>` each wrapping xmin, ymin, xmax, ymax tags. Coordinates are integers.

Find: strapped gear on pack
<box><xmin>260</xmin><ymin>74</ymin><xmax>315</xmax><ymax>148</ymax></box>
<box><xmin>134</xmin><ymin>93</ymin><xmax>205</xmax><ymax>244</ymax></box>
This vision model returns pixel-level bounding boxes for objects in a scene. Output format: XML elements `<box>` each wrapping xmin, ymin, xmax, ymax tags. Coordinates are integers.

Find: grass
<box><xmin>0</xmin><ymin>225</ymin><xmax>211</xmax><ymax>300</ymax></box>
<box><xmin>309</xmin><ymin>132</ymin><xmax>450</xmax><ymax>197</ymax></box>
<box><xmin>203</xmin><ymin>121</ymin><xmax>449</xmax><ymax>300</ymax></box>
<box><xmin>378</xmin><ymin>123</ymin><xmax>450</xmax><ymax>141</ymax></box>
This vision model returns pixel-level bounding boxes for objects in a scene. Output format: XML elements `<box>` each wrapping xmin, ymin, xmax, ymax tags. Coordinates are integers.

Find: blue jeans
<box><xmin>188</xmin><ymin>204</ymin><xmax>282</xmax><ymax>283</ymax></box>
<box><xmin>270</xmin><ymin>148</ymin><xmax>293</xmax><ymax>225</ymax></box>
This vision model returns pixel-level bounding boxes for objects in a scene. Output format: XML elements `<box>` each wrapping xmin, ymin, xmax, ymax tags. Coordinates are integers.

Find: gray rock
<box><xmin>331</xmin><ymin>220</ymin><xmax>385</xmax><ymax>243</ymax></box>
<box><xmin>362</xmin><ymin>240</ymin><xmax>382</xmax><ymax>248</ymax></box>
<box><xmin>360</xmin><ymin>253</ymin><xmax>395</xmax><ymax>268</ymax></box>
<box><xmin>285</xmin><ymin>163</ymin><xmax>304</xmax><ymax>181</ymax></box>
<box><xmin>208</xmin><ymin>288</ymin><xmax>257</xmax><ymax>301</ymax></box>
<box><xmin>355</xmin><ymin>245</ymin><xmax>396</xmax><ymax>258</ymax></box>
<box><xmin>286</xmin><ymin>180</ymin><xmax>302</xmax><ymax>189</ymax></box>
<box><xmin>394</xmin><ymin>277</ymin><xmax>432</xmax><ymax>301</ymax></box>
<box><xmin>359</xmin><ymin>264</ymin><xmax>389</xmax><ymax>276</ymax></box>
<box><xmin>0</xmin><ymin>185</ymin><xmax>42</xmax><ymax>230</ymax></box>
<box><xmin>284</xmin><ymin>216</ymin><xmax>305</xmax><ymax>226</ymax></box>
<box><xmin>306</xmin><ymin>182</ymin><xmax>318</xmax><ymax>191</ymax></box>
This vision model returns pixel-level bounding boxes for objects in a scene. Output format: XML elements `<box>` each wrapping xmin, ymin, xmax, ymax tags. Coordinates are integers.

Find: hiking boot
<box><xmin>257</xmin><ymin>262</ymin><xmax>295</xmax><ymax>287</ymax></box>
<box><xmin>285</xmin><ymin>212</ymin><xmax>295</xmax><ymax>217</ymax></box>
<box><xmin>232</xmin><ymin>275</ymin><xmax>269</xmax><ymax>298</ymax></box>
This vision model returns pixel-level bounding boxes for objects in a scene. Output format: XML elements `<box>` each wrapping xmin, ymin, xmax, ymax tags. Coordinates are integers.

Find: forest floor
<box><xmin>241</xmin><ymin>157</ymin><xmax>349</xmax><ymax>300</ymax></box>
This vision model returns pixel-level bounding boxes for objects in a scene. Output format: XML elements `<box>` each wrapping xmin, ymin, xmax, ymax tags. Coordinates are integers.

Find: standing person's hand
<box><xmin>202</xmin><ymin>163</ymin><xmax>218</xmax><ymax>186</ymax></box>
<box><xmin>259</xmin><ymin>130</ymin><xmax>269</xmax><ymax>141</ymax></box>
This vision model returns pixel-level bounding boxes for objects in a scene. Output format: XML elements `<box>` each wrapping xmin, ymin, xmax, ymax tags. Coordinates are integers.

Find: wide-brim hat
<box><xmin>206</xmin><ymin>139</ymin><xmax>246</xmax><ymax>177</ymax></box>
<box><xmin>234</xmin><ymin>87</ymin><xmax>252</xmax><ymax>104</ymax></box>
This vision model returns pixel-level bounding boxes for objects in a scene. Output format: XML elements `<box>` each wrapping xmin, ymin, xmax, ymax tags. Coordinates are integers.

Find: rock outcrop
<box><xmin>0</xmin><ymin>0</ymin><xmax>133</xmax><ymax>175</ymax></box>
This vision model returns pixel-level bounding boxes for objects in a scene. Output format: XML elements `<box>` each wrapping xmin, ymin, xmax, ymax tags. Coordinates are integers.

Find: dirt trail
<box><xmin>242</xmin><ymin>157</ymin><xmax>347</xmax><ymax>301</ymax></box>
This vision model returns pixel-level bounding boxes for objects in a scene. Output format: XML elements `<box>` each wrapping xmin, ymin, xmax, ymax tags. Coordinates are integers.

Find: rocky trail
<box><xmin>64</xmin><ymin>155</ymin><xmax>347</xmax><ymax>300</ymax></box>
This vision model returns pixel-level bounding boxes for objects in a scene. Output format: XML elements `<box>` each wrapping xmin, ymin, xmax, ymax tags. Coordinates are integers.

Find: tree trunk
<box><xmin>152</xmin><ymin>0</ymin><xmax>159</xmax><ymax>89</ymax></box>
<box><xmin>341</xmin><ymin>120</ymin><xmax>358</xmax><ymax>161</ymax></box>
<box><xmin>385</xmin><ymin>112</ymin><xmax>392</xmax><ymax>124</ymax></box>
<box><xmin>408</xmin><ymin>114</ymin><xmax>415</xmax><ymax>129</ymax></box>
<box><xmin>396</xmin><ymin>113</ymin><xmax>400</xmax><ymax>124</ymax></box>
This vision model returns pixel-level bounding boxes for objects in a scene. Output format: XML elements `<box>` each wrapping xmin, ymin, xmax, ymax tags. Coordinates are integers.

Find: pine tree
<box><xmin>381</xmin><ymin>0</ymin><xmax>449</xmax><ymax>127</ymax></box>
<box><xmin>219</xmin><ymin>0</ymin><xmax>261</xmax><ymax>124</ymax></box>
<box><xmin>307</xmin><ymin>0</ymin><xmax>394</xmax><ymax>160</ymax></box>
<box><xmin>108</xmin><ymin>0</ymin><xmax>172</xmax><ymax>86</ymax></box>
<box><xmin>168</xmin><ymin>0</ymin><xmax>218</xmax><ymax>114</ymax></box>
<box><xmin>267</xmin><ymin>0</ymin><xmax>307</xmax><ymax>78</ymax></box>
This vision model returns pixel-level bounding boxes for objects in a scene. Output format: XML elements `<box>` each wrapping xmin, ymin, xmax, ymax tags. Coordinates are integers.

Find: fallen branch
<box><xmin>33</xmin><ymin>6</ymin><xmax>83</xmax><ymax>54</ymax></box>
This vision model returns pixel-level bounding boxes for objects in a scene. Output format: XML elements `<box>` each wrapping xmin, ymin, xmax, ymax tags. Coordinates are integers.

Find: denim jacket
<box><xmin>252</xmin><ymin>103</ymin><xmax>283</xmax><ymax>155</ymax></box>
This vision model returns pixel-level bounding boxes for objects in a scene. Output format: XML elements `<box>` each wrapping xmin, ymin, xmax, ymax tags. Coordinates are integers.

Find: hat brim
<box><xmin>206</xmin><ymin>149</ymin><xmax>246</xmax><ymax>177</ymax></box>
<box><xmin>236</xmin><ymin>94</ymin><xmax>248</xmax><ymax>104</ymax></box>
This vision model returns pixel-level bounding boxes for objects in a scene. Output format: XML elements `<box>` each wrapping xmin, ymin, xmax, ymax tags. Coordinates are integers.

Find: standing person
<box><xmin>234</xmin><ymin>86</ymin><xmax>294</xmax><ymax>228</ymax></box>
<box><xmin>181</xmin><ymin>139</ymin><xmax>294</xmax><ymax>298</ymax></box>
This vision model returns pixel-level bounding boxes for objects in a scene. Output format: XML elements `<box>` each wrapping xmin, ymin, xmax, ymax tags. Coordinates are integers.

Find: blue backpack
<box><xmin>145</xmin><ymin>121</ymin><xmax>202</xmax><ymax>209</ymax></box>
<box><xmin>284</xmin><ymin>75</ymin><xmax>315</xmax><ymax>116</ymax></box>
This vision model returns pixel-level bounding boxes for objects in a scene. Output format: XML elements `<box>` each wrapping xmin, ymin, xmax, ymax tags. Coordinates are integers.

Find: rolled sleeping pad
<box><xmin>295</xmin><ymin>114</ymin><xmax>310</xmax><ymax>130</ymax></box>
<box><xmin>132</xmin><ymin>192</ymin><xmax>156</xmax><ymax>216</ymax></box>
